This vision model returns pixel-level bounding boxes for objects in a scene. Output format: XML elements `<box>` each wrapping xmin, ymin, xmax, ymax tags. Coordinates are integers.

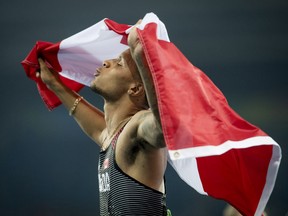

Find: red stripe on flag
<box><xmin>197</xmin><ymin>145</ymin><xmax>273</xmax><ymax>216</ymax></box>
<box><xmin>136</xmin><ymin>23</ymin><xmax>267</xmax><ymax>149</ymax></box>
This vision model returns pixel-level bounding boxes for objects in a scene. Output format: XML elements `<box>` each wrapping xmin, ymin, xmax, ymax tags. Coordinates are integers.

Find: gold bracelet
<box><xmin>69</xmin><ymin>96</ymin><xmax>83</xmax><ymax>116</ymax></box>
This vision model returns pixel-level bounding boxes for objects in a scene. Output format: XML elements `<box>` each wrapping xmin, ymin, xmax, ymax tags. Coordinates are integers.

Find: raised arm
<box><xmin>128</xmin><ymin>25</ymin><xmax>161</xmax><ymax>124</ymax></box>
<box><xmin>128</xmin><ymin>25</ymin><xmax>165</xmax><ymax>148</ymax></box>
<box><xmin>37</xmin><ymin>59</ymin><xmax>106</xmax><ymax>146</ymax></box>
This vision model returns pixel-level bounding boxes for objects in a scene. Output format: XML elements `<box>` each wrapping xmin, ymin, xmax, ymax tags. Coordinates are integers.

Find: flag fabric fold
<box><xmin>21</xmin><ymin>13</ymin><xmax>281</xmax><ymax>216</ymax></box>
<box><xmin>135</xmin><ymin>19</ymin><xmax>281</xmax><ymax>216</ymax></box>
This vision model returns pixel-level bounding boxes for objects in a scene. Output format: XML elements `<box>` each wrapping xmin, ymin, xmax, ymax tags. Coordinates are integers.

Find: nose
<box><xmin>102</xmin><ymin>60</ymin><xmax>110</xmax><ymax>68</ymax></box>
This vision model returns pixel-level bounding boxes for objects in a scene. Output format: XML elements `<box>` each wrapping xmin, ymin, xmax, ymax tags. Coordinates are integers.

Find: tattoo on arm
<box><xmin>138</xmin><ymin>111</ymin><xmax>165</xmax><ymax>148</ymax></box>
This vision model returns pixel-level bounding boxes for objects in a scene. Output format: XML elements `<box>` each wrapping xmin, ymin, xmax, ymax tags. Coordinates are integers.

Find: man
<box><xmin>36</xmin><ymin>24</ymin><xmax>169</xmax><ymax>215</ymax></box>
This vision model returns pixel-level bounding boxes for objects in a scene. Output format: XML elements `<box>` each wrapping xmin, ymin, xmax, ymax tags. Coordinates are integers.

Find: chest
<box><xmin>102</xmin><ymin>124</ymin><xmax>141</xmax><ymax>168</ymax></box>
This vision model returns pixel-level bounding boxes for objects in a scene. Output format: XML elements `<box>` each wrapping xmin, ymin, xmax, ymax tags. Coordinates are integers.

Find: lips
<box><xmin>94</xmin><ymin>69</ymin><xmax>101</xmax><ymax>76</ymax></box>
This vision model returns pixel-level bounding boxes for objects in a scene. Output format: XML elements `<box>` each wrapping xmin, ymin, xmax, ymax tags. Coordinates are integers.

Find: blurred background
<box><xmin>0</xmin><ymin>0</ymin><xmax>287</xmax><ymax>215</ymax></box>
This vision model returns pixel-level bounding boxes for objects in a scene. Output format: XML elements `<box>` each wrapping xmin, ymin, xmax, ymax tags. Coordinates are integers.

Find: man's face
<box><xmin>90</xmin><ymin>49</ymin><xmax>137</xmax><ymax>100</ymax></box>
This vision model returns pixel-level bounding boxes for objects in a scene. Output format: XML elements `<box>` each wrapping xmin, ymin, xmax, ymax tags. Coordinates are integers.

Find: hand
<box><xmin>127</xmin><ymin>19</ymin><xmax>142</xmax><ymax>50</ymax></box>
<box><xmin>36</xmin><ymin>58</ymin><xmax>62</xmax><ymax>91</ymax></box>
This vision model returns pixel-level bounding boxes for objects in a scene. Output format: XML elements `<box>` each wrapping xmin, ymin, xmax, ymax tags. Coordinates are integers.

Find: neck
<box><xmin>103</xmin><ymin>98</ymin><xmax>140</xmax><ymax>136</ymax></box>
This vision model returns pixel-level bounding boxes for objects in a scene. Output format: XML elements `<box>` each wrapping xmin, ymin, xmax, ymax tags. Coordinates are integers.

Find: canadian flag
<box><xmin>22</xmin><ymin>13</ymin><xmax>281</xmax><ymax>216</ymax></box>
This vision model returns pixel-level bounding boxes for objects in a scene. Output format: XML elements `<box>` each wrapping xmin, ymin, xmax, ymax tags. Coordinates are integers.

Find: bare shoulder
<box><xmin>131</xmin><ymin>109</ymin><xmax>152</xmax><ymax>122</ymax></box>
<box><xmin>130</xmin><ymin>109</ymin><xmax>165</xmax><ymax>149</ymax></box>
<box><xmin>119</xmin><ymin>110</ymin><xmax>152</xmax><ymax>141</ymax></box>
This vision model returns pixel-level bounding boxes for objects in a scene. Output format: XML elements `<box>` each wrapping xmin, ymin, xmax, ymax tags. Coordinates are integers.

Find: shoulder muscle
<box><xmin>136</xmin><ymin>110</ymin><xmax>165</xmax><ymax>149</ymax></box>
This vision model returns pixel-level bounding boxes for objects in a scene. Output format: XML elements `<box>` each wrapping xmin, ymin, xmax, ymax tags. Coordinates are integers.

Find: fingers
<box><xmin>38</xmin><ymin>58</ymin><xmax>46</xmax><ymax>70</ymax></box>
<box><xmin>36</xmin><ymin>58</ymin><xmax>45</xmax><ymax>78</ymax></box>
<box><xmin>36</xmin><ymin>58</ymin><xmax>48</xmax><ymax>78</ymax></box>
<box><xmin>36</xmin><ymin>58</ymin><xmax>43</xmax><ymax>78</ymax></box>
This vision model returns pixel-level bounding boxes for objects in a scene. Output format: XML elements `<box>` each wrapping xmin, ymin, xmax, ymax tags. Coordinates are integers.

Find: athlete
<box><xmin>36</xmin><ymin>24</ymin><xmax>170</xmax><ymax>215</ymax></box>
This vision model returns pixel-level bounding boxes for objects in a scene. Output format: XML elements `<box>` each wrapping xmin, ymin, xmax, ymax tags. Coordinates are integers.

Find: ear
<box><xmin>128</xmin><ymin>82</ymin><xmax>145</xmax><ymax>96</ymax></box>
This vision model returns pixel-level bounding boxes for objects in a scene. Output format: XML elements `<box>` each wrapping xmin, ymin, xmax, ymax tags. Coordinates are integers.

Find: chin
<box><xmin>90</xmin><ymin>79</ymin><xmax>98</xmax><ymax>90</ymax></box>
<box><xmin>90</xmin><ymin>84</ymin><xmax>98</xmax><ymax>93</ymax></box>
<box><xmin>90</xmin><ymin>84</ymin><xmax>103</xmax><ymax>95</ymax></box>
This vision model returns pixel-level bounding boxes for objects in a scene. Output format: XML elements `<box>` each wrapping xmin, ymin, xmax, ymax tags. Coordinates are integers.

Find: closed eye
<box><xmin>117</xmin><ymin>56</ymin><xmax>123</xmax><ymax>66</ymax></box>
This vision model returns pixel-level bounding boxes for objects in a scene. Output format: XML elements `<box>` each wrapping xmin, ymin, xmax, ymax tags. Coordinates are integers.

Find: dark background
<box><xmin>1</xmin><ymin>0</ymin><xmax>287</xmax><ymax>215</ymax></box>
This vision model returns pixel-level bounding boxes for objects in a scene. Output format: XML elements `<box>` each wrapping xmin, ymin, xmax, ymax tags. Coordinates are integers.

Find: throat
<box><xmin>101</xmin><ymin>116</ymin><xmax>132</xmax><ymax>151</ymax></box>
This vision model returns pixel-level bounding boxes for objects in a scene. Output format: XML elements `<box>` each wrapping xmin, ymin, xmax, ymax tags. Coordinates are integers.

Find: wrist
<box><xmin>47</xmin><ymin>80</ymin><xmax>65</xmax><ymax>93</ymax></box>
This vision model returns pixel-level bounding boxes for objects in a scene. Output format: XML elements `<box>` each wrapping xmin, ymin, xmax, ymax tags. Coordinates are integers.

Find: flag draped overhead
<box><xmin>22</xmin><ymin>13</ymin><xmax>281</xmax><ymax>216</ymax></box>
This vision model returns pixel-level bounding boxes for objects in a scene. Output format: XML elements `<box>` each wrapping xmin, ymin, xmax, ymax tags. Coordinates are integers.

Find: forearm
<box><xmin>39</xmin><ymin>68</ymin><xmax>105</xmax><ymax>145</ymax></box>
<box><xmin>129</xmin><ymin>36</ymin><xmax>161</xmax><ymax>129</ymax></box>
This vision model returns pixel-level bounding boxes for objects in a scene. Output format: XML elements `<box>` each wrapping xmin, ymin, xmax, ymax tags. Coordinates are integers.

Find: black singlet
<box><xmin>98</xmin><ymin>128</ymin><xmax>167</xmax><ymax>215</ymax></box>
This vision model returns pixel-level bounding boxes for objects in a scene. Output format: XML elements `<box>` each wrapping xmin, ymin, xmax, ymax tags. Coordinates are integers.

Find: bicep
<box><xmin>137</xmin><ymin>111</ymin><xmax>165</xmax><ymax>148</ymax></box>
